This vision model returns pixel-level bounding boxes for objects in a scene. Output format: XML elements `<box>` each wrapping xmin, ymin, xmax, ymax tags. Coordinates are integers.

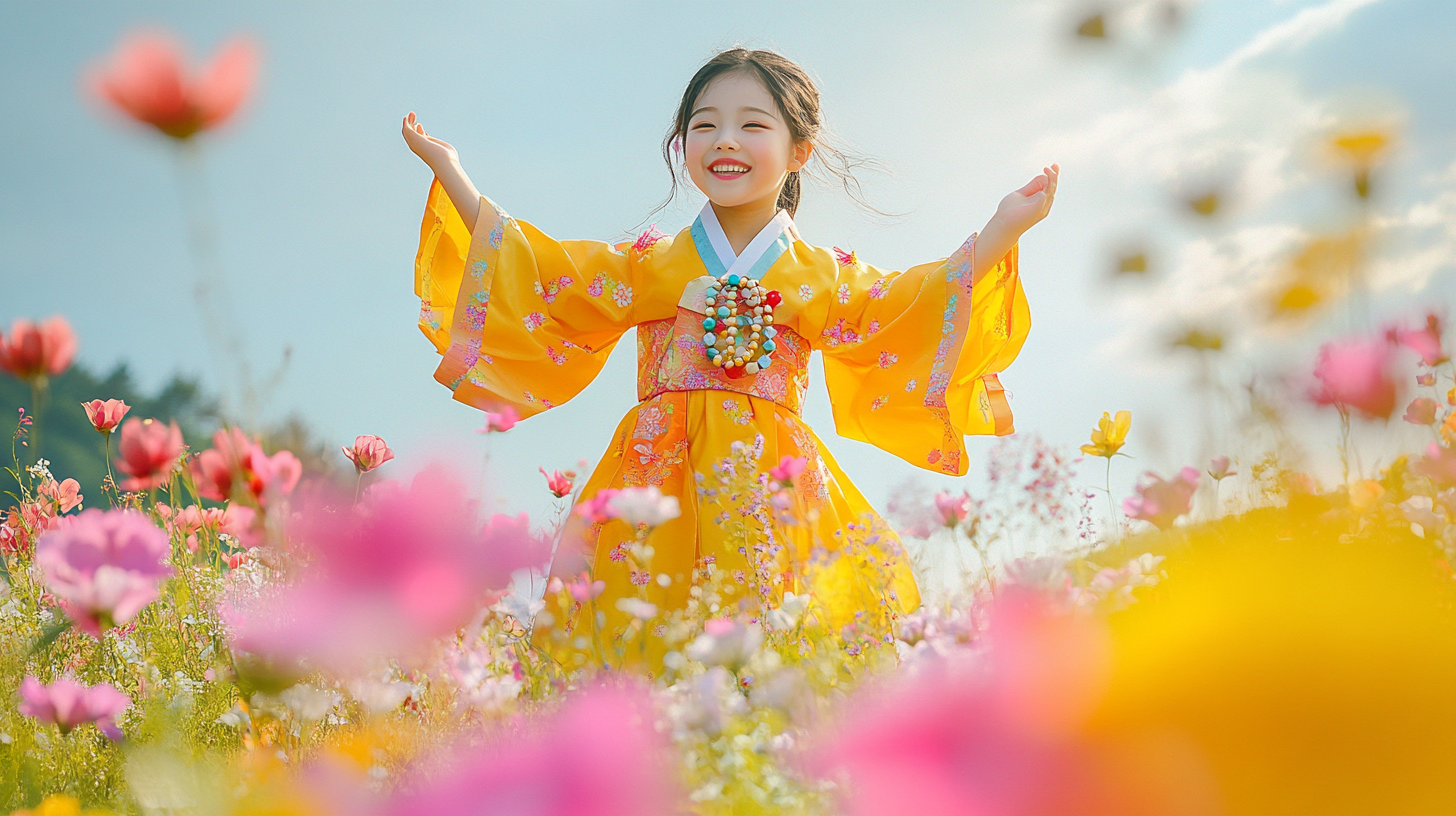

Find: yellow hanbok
<box><xmin>413</xmin><ymin>181</ymin><xmax>1029</xmax><ymax>670</ymax></box>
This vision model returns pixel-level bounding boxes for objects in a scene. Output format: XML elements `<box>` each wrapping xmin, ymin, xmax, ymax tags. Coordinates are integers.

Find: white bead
<box><xmin>745</xmin><ymin>362</ymin><xmax>760</xmax><ymax>374</ymax></box>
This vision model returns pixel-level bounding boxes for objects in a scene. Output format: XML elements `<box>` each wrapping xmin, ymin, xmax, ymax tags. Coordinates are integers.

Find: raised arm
<box><xmin>971</xmin><ymin>164</ymin><xmax>1059</xmax><ymax>284</ymax></box>
<box><xmin>402</xmin><ymin>111</ymin><xmax>482</xmax><ymax>231</ymax></box>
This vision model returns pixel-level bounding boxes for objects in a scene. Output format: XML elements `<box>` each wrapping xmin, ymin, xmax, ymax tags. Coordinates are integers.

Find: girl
<box><xmin>404</xmin><ymin>48</ymin><xmax>1056</xmax><ymax>671</ymax></box>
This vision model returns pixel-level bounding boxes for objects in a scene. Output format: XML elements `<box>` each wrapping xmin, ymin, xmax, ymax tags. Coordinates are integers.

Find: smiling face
<box><xmin>684</xmin><ymin>71</ymin><xmax>812</xmax><ymax>211</ymax></box>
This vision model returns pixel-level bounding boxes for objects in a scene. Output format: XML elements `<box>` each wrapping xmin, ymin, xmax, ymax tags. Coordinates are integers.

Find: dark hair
<box><xmin>659</xmin><ymin>48</ymin><xmax>876</xmax><ymax>219</ymax></box>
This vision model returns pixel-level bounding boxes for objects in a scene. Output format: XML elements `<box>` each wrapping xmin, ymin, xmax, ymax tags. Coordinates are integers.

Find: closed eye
<box><xmin>691</xmin><ymin>121</ymin><xmax>715</xmax><ymax>131</ymax></box>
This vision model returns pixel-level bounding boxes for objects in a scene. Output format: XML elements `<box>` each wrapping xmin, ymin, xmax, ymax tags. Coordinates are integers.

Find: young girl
<box><xmin>404</xmin><ymin>48</ymin><xmax>1055</xmax><ymax>671</ymax></box>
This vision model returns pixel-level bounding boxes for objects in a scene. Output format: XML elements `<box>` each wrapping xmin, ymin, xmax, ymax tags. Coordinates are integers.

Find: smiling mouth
<box><xmin>709</xmin><ymin>161</ymin><xmax>751</xmax><ymax>179</ymax></box>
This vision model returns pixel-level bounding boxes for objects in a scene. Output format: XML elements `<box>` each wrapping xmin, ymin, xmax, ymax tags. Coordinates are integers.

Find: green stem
<box><xmin>103</xmin><ymin>432</ymin><xmax>118</xmax><ymax>508</ymax></box>
<box><xmin>27</xmin><ymin>379</ymin><xmax>47</xmax><ymax>465</ymax></box>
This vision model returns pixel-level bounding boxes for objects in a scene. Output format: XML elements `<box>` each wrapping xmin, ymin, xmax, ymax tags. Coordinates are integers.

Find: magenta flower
<box><xmin>769</xmin><ymin>455</ymin><xmax>808</xmax><ymax>483</ymax></box>
<box><xmin>35</xmin><ymin>509</ymin><xmax>173</xmax><ymax>637</ymax></box>
<box><xmin>388</xmin><ymin>685</ymin><xmax>676</xmax><ymax>816</ymax></box>
<box><xmin>1403</xmin><ymin>397</ymin><xmax>1439</xmax><ymax>426</ymax></box>
<box><xmin>807</xmin><ymin>590</ymin><xmax>1165</xmax><ymax>816</ymax></box>
<box><xmin>1122</xmin><ymin>467</ymin><xmax>1200</xmax><ymax>530</ymax></box>
<box><xmin>1310</xmin><ymin>338</ymin><xmax>1398</xmax><ymax>420</ymax></box>
<box><xmin>540</xmin><ymin>467</ymin><xmax>574</xmax><ymax>498</ymax></box>
<box><xmin>575</xmin><ymin>488</ymin><xmax>620</xmax><ymax>524</ymax></box>
<box><xmin>228</xmin><ymin>468</ymin><xmax>544</xmax><ymax>672</ymax></box>
<box><xmin>18</xmin><ymin>676</ymin><xmax>130</xmax><ymax>738</ymax></box>
<box><xmin>115</xmin><ymin>417</ymin><xmax>185</xmax><ymax>491</ymax></box>
<box><xmin>343</xmin><ymin>434</ymin><xmax>395</xmax><ymax>474</ymax></box>
<box><xmin>932</xmin><ymin>491</ymin><xmax>973</xmax><ymax>528</ymax></box>
<box><xmin>81</xmin><ymin>399</ymin><xmax>130</xmax><ymax>434</ymax></box>
<box><xmin>479</xmin><ymin>406</ymin><xmax>520</xmax><ymax>433</ymax></box>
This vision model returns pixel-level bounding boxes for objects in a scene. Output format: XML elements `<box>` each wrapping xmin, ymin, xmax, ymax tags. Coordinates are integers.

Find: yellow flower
<box><xmin>9</xmin><ymin>795</ymin><xmax>113</xmax><ymax>816</ymax></box>
<box><xmin>1330</xmin><ymin>130</ymin><xmax>1391</xmax><ymax>164</ymax></box>
<box><xmin>1081</xmin><ymin>411</ymin><xmax>1131</xmax><ymax>458</ymax></box>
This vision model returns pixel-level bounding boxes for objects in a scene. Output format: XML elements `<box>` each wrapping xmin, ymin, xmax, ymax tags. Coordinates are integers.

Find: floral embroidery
<box><xmin>722</xmin><ymin>399</ymin><xmax>754</xmax><ymax>426</ymax></box>
<box><xmin>623</xmin><ymin>438</ymin><xmax>688</xmax><ymax>488</ymax></box>
<box><xmin>462</xmin><ymin>337</ymin><xmax>482</xmax><ymax>369</ymax></box>
<box><xmin>905</xmin><ymin>379</ymin><xmax>918</xmax><ymax>392</ymax></box>
<box><xmin>589</xmin><ymin>272</ymin><xmax>631</xmax><ymax>306</ymax></box>
<box><xmin>798</xmin><ymin>284</ymin><xmax>814</xmax><ymax>301</ymax></box>
<box><xmin>867</xmin><ymin>319</ymin><xmax>881</xmax><ymax>337</ymax></box>
<box><xmin>878</xmin><ymin>351</ymin><xmax>899</xmax><ymax>369</ymax></box>
<box><xmin>637</xmin><ymin>309</ymin><xmax>811</xmax><ymax>415</ymax></box>
<box><xmin>836</xmin><ymin>283</ymin><xmax>852</xmax><ymax>304</ymax></box>
<box><xmin>867</xmin><ymin>276</ymin><xmax>890</xmax><ymax>299</ymax></box>
<box><xmin>926</xmin><ymin>449</ymin><xmax>941</xmax><ymax>465</ymax></box>
<box><xmin>633</xmin><ymin>402</ymin><xmax>672</xmax><ymax>440</ymax></box>
<box><xmin>470</xmin><ymin>259</ymin><xmax>489</xmax><ymax>281</ymax></box>
<box><xmin>522</xmin><ymin>312</ymin><xmax>547</xmax><ymax>332</ymax></box>
<box><xmin>925</xmin><ymin>372</ymin><xmax>952</xmax><ymax>407</ymax></box>
<box><xmin>419</xmin><ymin>299</ymin><xmax>440</xmax><ymax>331</ymax></box>
<box><xmin>464</xmin><ymin>305</ymin><xmax>488</xmax><ymax>331</ymax></box>
<box><xmin>533</xmin><ymin>275</ymin><xmax>575</xmax><ymax>303</ymax></box>
<box><xmin>630</xmin><ymin>570</ymin><xmax>650</xmax><ymax>587</ymax></box>
<box><xmin>609</xmin><ymin>543</ymin><xmax>627</xmax><ymax>563</ymax></box>
<box><xmin>471</xmin><ymin>290</ymin><xmax>490</xmax><ymax>305</ymax></box>
<box><xmin>870</xmin><ymin>395</ymin><xmax>889</xmax><ymax>411</ymax></box>
<box><xmin>632</xmin><ymin>225</ymin><xmax>667</xmax><ymax>254</ymax></box>
<box><xmin>523</xmin><ymin>390</ymin><xmax>536</xmax><ymax>403</ymax></box>
<box><xmin>488</xmin><ymin>222</ymin><xmax>504</xmax><ymax>250</ymax></box>
<box><xmin>833</xmin><ymin>247</ymin><xmax>857</xmax><ymax>267</ymax></box>
<box><xmin>820</xmin><ymin>319</ymin><xmax>862</xmax><ymax>348</ymax></box>
<box><xmin>546</xmin><ymin>346</ymin><xmax>569</xmax><ymax>366</ymax></box>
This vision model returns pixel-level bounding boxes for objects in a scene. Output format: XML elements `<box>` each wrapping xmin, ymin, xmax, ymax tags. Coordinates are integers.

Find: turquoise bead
<box><xmin>758</xmin><ymin>355</ymin><xmax>772</xmax><ymax>368</ymax></box>
<box><xmin>702</xmin><ymin>317</ymin><xmax>716</xmax><ymax>330</ymax></box>
<box><xmin>706</xmin><ymin>288</ymin><xmax>718</xmax><ymax>299</ymax></box>
<box><xmin>717</xmin><ymin>306</ymin><xmax>729</xmax><ymax>318</ymax></box>
<box><xmin>762</xmin><ymin>339</ymin><xmax>776</xmax><ymax>353</ymax></box>
<box><xmin>739</xmin><ymin>316</ymin><xmax>751</xmax><ymax>327</ymax></box>
<box><xmin>727</xmin><ymin>274</ymin><xmax>740</xmax><ymax>285</ymax></box>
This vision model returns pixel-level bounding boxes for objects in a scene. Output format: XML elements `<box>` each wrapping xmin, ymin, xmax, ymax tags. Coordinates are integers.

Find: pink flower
<box><xmin>1310</xmin><ymin>338</ymin><xmax>1399</xmax><ymax>420</ymax></box>
<box><xmin>228</xmin><ymin>468</ymin><xmax>544</xmax><ymax>672</ymax></box>
<box><xmin>0</xmin><ymin>317</ymin><xmax>77</xmax><ymax>383</ymax></box>
<box><xmin>191</xmin><ymin>428</ymin><xmax>300</xmax><ymax>505</ymax></box>
<box><xmin>575</xmin><ymin>489</ymin><xmax>621</xmax><ymax>524</ymax></box>
<box><xmin>1417</xmin><ymin>372</ymin><xmax>1437</xmax><ymax>387</ymax></box>
<box><xmin>1208</xmin><ymin>455</ymin><xmax>1235</xmax><ymax>481</ymax></box>
<box><xmin>770</xmin><ymin>455</ymin><xmax>808</xmax><ymax>483</ymax></box>
<box><xmin>566</xmin><ymin>573</ymin><xmax>606</xmax><ymax>602</ymax></box>
<box><xmin>540</xmin><ymin>467</ymin><xmax>574</xmax><ymax>498</ymax></box>
<box><xmin>387</xmin><ymin>686</ymin><xmax>676</xmax><ymax>816</ymax></box>
<box><xmin>1122</xmin><ymin>467</ymin><xmax>1200</xmax><ymax>530</ymax></box>
<box><xmin>343</xmin><ymin>434</ymin><xmax>395</xmax><ymax>474</ymax></box>
<box><xmin>35</xmin><ymin>509</ymin><xmax>173</xmax><ymax>637</ymax></box>
<box><xmin>85</xmin><ymin>30</ymin><xmax>259</xmax><ymax>140</ymax></box>
<box><xmin>933</xmin><ymin>491</ymin><xmax>973</xmax><ymax>528</ymax></box>
<box><xmin>81</xmin><ymin>399</ymin><xmax>130</xmax><ymax>434</ymax></box>
<box><xmin>115</xmin><ymin>418</ymin><xmax>185</xmax><ymax>491</ymax></box>
<box><xmin>1415</xmin><ymin>443</ymin><xmax>1456</xmax><ymax>487</ymax></box>
<box><xmin>479</xmin><ymin>406</ymin><xmax>520</xmax><ymax>433</ymax></box>
<box><xmin>1388</xmin><ymin>313</ymin><xmax>1447</xmax><ymax>366</ymax></box>
<box><xmin>1403</xmin><ymin>397</ymin><xmax>1439</xmax><ymax>426</ymax></box>
<box><xmin>37</xmin><ymin>478</ymin><xmax>83</xmax><ymax>514</ymax></box>
<box><xmin>807</xmin><ymin>590</ymin><xmax>1160</xmax><ymax>816</ymax></box>
<box><xmin>607</xmin><ymin>486</ymin><xmax>681</xmax><ymax>527</ymax></box>
<box><xmin>18</xmin><ymin>676</ymin><xmax>130</xmax><ymax>737</ymax></box>
<box><xmin>247</xmin><ymin>447</ymin><xmax>302</xmax><ymax>503</ymax></box>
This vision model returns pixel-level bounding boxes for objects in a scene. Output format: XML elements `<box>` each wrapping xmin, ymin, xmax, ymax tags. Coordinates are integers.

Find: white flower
<box><xmin>277</xmin><ymin>683</ymin><xmax>342</xmax><ymax>722</ymax></box>
<box><xmin>686</xmin><ymin>618</ymin><xmax>763</xmax><ymax>672</ymax></box>
<box><xmin>616</xmin><ymin>597</ymin><xmax>658</xmax><ymax>619</ymax></box>
<box><xmin>612</xmin><ymin>284</ymin><xmax>634</xmax><ymax>307</ymax></box>
<box><xmin>608</xmin><ymin>486</ymin><xmax>681</xmax><ymax>527</ymax></box>
<box><xmin>347</xmin><ymin>678</ymin><xmax>413</xmax><ymax>714</ymax></box>
<box><xmin>764</xmin><ymin>592</ymin><xmax>808</xmax><ymax>631</ymax></box>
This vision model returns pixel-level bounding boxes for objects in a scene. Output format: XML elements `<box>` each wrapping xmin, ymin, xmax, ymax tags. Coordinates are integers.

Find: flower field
<box><xmin>4</xmin><ymin>17</ymin><xmax>1456</xmax><ymax>816</ymax></box>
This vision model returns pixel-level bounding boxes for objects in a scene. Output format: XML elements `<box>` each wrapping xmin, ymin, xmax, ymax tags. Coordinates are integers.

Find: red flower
<box><xmin>0</xmin><ymin>317</ymin><xmax>77</xmax><ymax>383</ymax></box>
<box><xmin>540</xmin><ymin>467</ymin><xmax>574</xmax><ymax>498</ymax></box>
<box><xmin>85</xmin><ymin>30</ymin><xmax>259</xmax><ymax>140</ymax></box>
<box><xmin>115</xmin><ymin>418</ymin><xmax>185</xmax><ymax>491</ymax></box>
<box><xmin>81</xmin><ymin>399</ymin><xmax>131</xmax><ymax>434</ymax></box>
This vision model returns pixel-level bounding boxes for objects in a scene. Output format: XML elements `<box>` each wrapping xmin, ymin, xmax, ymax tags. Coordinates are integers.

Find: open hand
<box><xmin>401</xmin><ymin>112</ymin><xmax>459</xmax><ymax>171</ymax></box>
<box><xmin>994</xmin><ymin>164</ymin><xmax>1060</xmax><ymax>238</ymax></box>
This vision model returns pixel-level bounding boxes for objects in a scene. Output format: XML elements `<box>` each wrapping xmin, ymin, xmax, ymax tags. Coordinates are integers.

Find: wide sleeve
<box><xmin>414</xmin><ymin>180</ymin><xmax>638</xmax><ymax>416</ymax></box>
<box><xmin>818</xmin><ymin>237</ymin><xmax>1029</xmax><ymax>475</ymax></box>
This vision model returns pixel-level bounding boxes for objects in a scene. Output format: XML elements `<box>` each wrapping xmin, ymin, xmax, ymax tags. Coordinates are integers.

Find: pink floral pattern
<box><xmin>522</xmin><ymin>312</ymin><xmax>546</xmax><ymax>332</ymax></box>
<box><xmin>637</xmin><ymin>310</ymin><xmax>811</xmax><ymax>416</ymax></box>
<box><xmin>533</xmin><ymin>275</ymin><xmax>575</xmax><ymax>304</ymax></box>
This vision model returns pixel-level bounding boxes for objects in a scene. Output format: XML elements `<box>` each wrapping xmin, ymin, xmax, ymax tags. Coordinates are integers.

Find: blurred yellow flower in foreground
<box><xmin>1348</xmin><ymin>478</ymin><xmax>1386</xmax><ymax>512</ymax></box>
<box><xmin>1330</xmin><ymin>129</ymin><xmax>1394</xmax><ymax>199</ymax></box>
<box><xmin>1081</xmin><ymin>411</ymin><xmax>1132</xmax><ymax>458</ymax></box>
<box><xmin>9</xmin><ymin>795</ymin><xmax>112</xmax><ymax>816</ymax></box>
<box><xmin>1094</xmin><ymin>508</ymin><xmax>1456</xmax><ymax>815</ymax></box>
<box><xmin>1271</xmin><ymin>231</ymin><xmax>1364</xmax><ymax>318</ymax></box>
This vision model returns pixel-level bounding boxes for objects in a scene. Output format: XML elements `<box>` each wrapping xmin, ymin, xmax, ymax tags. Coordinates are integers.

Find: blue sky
<box><xmin>3</xmin><ymin>0</ymin><xmax>1453</xmax><ymax>530</ymax></box>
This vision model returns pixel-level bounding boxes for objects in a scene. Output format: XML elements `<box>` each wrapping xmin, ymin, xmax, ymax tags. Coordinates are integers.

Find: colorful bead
<box><xmin>703</xmin><ymin>317</ymin><xmax>716</xmax><ymax>330</ymax></box>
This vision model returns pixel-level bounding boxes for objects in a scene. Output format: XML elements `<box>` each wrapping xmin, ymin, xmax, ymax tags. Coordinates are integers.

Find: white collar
<box><xmin>697</xmin><ymin>201</ymin><xmax>799</xmax><ymax>279</ymax></box>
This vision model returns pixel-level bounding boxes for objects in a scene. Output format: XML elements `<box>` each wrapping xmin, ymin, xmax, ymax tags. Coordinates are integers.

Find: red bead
<box><xmin>724</xmin><ymin>364</ymin><xmax>746</xmax><ymax>379</ymax></box>
<box><xmin>765</xmin><ymin>290</ymin><xmax>782</xmax><ymax>307</ymax></box>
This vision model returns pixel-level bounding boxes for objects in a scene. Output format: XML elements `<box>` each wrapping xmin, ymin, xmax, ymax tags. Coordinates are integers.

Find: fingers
<box><xmin>1044</xmin><ymin>164</ymin><xmax>1059</xmax><ymax>199</ymax></box>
